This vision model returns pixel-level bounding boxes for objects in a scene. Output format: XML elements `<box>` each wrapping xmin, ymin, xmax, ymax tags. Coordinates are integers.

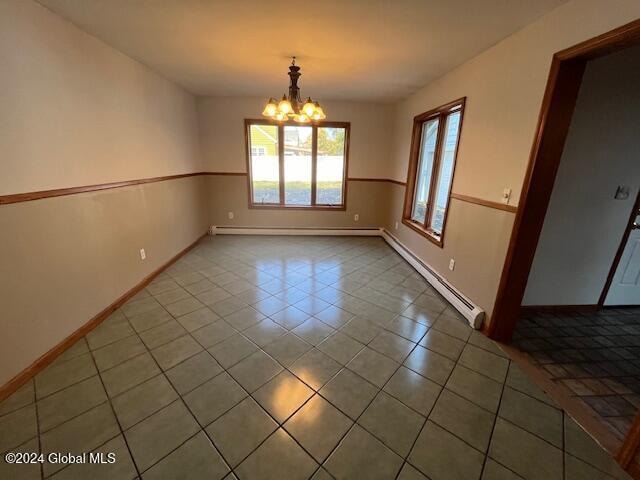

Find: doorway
<box><xmin>603</xmin><ymin>195</ymin><xmax>640</xmax><ymax>306</ymax></box>
<box><xmin>488</xmin><ymin>19</ymin><xmax>640</xmax><ymax>343</ymax></box>
<box><xmin>487</xmin><ymin>18</ymin><xmax>640</xmax><ymax>476</ymax></box>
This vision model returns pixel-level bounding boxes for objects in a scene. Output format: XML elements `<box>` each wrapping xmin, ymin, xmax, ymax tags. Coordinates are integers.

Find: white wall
<box><xmin>523</xmin><ymin>45</ymin><xmax>640</xmax><ymax>306</ymax></box>
<box><xmin>197</xmin><ymin>96</ymin><xmax>393</xmax><ymax>178</ymax></box>
<box><xmin>0</xmin><ymin>0</ymin><xmax>201</xmax><ymax>196</ymax></box>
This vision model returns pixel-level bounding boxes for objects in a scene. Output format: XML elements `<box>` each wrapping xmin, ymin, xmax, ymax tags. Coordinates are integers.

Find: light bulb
<box><xmin>302</xmin><ymin>98</ymin><xmax>316</xmax><ymax>117</ymax></box>
<box><xmin>314</xmin><ymin>103</ymin><xmax>326</xmax><ymax>120</ymax></box>
<box><xmin>275</xmin><ymin>111</ymin><xmax>288</xmax><ymax>121</ymax></box>
<box><xmin>295</xmin><ymin>113</ymin><xmax>310</xmax><ymax>123</ymax></box>
<box><xmin>278</xmin><ymin>95</ymin><xmax>292</xmax><ymax>114</ymax></box>
<box><xmin>262</xmin><ymin>98</ymin><xmax>277</xmax><ymax>117</ymax></box>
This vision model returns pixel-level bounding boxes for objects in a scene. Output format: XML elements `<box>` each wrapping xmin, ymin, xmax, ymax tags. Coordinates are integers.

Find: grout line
<box><xmin>118</xmin><ymin>306</ymin><xmax>236</xmax><ymax>477</ymax></box>
<box><xmin>86</xmin><ymin>344</ymin><xmax>143</xmax><ymax>478</ymax></box>
<box><xmin>278</xmin><ymin>332</ymin><xmax>412</xmax><ymax>477</ymax></box>
<box><xmin>477</xmin><ymin>357</ymin><xmax>509</xmax><ymax>479</ymax></box>
<box><xmin>9</xmin><ymin>235</ymin><xmax>625</xmax><ymax>479</ymax></box>
<box><xmin>32</xmin><ymin>380</ymin><xmax>44</xmax><ymax>480</ymax></box>
<box><xmin>29</xmin><ymin>368</ymin><xmax>96</xmax><ymax>404</ymax></box>
<box><xmin>182</xmin><ymin>270</ymin><xmax>419</xmax><ymax>476</ymax></box>
<box><xmin>395</xmin><ymin>321</ymin><xmax>481</xmax><ymax>478</ymax></box>
<box><xmin>19</xmin><ymin>308</ymin><xmax>509</xmax><ymax>442</ymax></box>
<box><xmin>41</xmin><ymin>430</ymin><xmax>123</xmax><ymax>479</ymax></box>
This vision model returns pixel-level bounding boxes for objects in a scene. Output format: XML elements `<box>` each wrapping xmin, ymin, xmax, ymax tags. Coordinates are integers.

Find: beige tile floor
<box><xmin>0</xmin><ymin>235</ymin><xmax>632</xmax><ymax>479</ymax></box>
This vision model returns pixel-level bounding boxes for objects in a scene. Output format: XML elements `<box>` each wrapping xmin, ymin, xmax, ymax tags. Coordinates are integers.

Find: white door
<box><xmin>605</xmin><ymin>212</ymin><xmax>640</xmax><ymax>306</ymax></box>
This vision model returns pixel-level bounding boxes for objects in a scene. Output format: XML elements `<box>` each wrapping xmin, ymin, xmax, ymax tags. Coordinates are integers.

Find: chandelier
<box><xmin>262</xmin><ymin>57</ymin><xmax>326</xmax><ymax>123</ymax></box>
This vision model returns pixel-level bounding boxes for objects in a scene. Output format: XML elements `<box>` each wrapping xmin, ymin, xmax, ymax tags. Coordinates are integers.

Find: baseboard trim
<box><xmin>210</xmin><ymin>226</ymin><xmax>383</xmax><ymax>236</ymax></box>
<box><xmin>0</xmin><ymin>233</ymin><xmax>206</xmax><ymax>403</ymax></box>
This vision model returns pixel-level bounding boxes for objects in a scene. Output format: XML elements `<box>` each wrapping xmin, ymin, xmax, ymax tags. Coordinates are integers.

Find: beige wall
<box><xmin>386</xmin><ymin>0</ymin><xmax>640</xmax><ymax>320</ymax></box>
<box><xmin>206</xmin><ymin>175</ymin><xmax>390</xmax><ymax>229</ymax></box>
<box><xmin>0</xmin><ymin>0</ymin><xmax>201</xmax><ymax>195</ymax></box>
<box><xmin>0</xmin><ymin>178</ymin><xmax>208</xmax><ymax>385</ymax></box>
<box><xmin>385</xmin><ymin>187</ymin><xmax>515</xmax><ymax>318</ymax></box>
<box><xmin>0</xmin><ymin>1</ymin><xmax>206</xmax><ymax>385</ymax></box>
<box><xmin>197</xmin><ymin>96</ymin><xmax>394</xmax><ymax>229</ymax></box>
<box><xmin>197</xmin><ymin>96</ymin><xmax>393</xmax><ymax>178</ymax></box>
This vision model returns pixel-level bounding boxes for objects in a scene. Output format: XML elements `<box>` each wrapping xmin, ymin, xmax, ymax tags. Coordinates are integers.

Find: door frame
<box><xmin>599</xmin><ymin>190</ymin><xmax>640</xmax><ymax>307</ymax></box>
<box><xmin>487</xmin><ymin>19</ymin><xmax>640</xmax><ymax>343</ymax></box>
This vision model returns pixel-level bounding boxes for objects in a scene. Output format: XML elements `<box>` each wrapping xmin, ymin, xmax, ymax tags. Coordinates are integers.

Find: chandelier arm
<box><xmin>263</xmin><ymin>57</ymin><xmax>325</xmax><ymax>121</ymax></box>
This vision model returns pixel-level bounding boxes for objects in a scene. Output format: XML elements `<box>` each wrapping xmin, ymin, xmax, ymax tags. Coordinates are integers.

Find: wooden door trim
<box><xmin>598</xmin><ymin>190</ymin><xmax>640</xmax><ymax>307</ymax></box>
<box><xmin>488</xmin><ymin>18</ymin><xmax>640</xmax><ymax>343</ymax></box>
<box><xmin>619</xmin><ymin>411</ymin><xmax>640</xmax><ymax>468</ymax></box>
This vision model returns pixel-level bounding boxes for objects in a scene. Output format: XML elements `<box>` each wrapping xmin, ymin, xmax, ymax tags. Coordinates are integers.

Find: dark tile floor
<box><xmin>0</xmin><ymin>236</ymin><xmax>631</xmax><ymax>479</ymax></box>
<box><xmin>514</xmin><ymin>308</ymin><xmax>640</xmax><ymax>440</ymax></box>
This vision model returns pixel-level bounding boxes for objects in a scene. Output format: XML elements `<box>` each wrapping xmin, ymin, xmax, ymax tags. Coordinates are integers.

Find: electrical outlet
<box><xmin>228</xmin><ymin>212</ymin><xmax>234</xmax><ymax>220</ymax></box>
<box><xmin>394</xmin><ymin>221</ymin><xmax>399</xmax><ymax>230</ymax></box>
<box><xmin>502</xmin><ymin>188</ymin><xmax>512</xmax><ymax>204</ymax></box>
<box><xmin>354</xmin><ymin>214</ymin><xmax>359</xmax><ymax>222</ymax></box>
<box><xmin>449</xmin><ymin>258</ymin><xmax>455</xmax><ymax>271</ymax></box>
<box><xmin>139</xmin><ymin>248</ymin><xmax>146</xmax><ymax>260</ymax></box>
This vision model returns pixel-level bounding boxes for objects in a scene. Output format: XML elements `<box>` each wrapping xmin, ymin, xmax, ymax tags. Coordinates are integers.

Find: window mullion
<box><xmin>425</xmin><ymin>114</ymin><xmax>446</xmax><ymax>230</ymax></box>
<box><xmin>278</xmin><ymin>123</ymin><xmax>285</xmax><ymax>205</ymax></box>
<box><xmin>311</xmin><ymin>126</ymin><xmax>318</xmax><ymax>206</ymax></box>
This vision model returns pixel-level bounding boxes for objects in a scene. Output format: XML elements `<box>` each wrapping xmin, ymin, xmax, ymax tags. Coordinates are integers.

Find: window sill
<box><xmin>249</xmin><ymin>204</ymin><xmax>346</xmax><ymax>211</ymax></box>
<box><xmin>401</xmin><ymin>219</ymin><xmax>443</xmax><ymax>247</ymax></box>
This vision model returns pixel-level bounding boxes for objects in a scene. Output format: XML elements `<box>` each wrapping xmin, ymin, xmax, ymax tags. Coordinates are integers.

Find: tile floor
<box><xmin>0</xmin><ymin>235</ymin><xmax>632</xmax><ymax>479</ymax></box>
<box><xmin>514</xmin><ymin>308</ymin><xmax>640</xmax><ymax>440</ymax></box>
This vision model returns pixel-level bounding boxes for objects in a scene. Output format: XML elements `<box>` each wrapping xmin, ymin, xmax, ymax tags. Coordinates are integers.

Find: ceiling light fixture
<box><xmin>262</xmin><ymin>57</ymin><xmax>326</xmax><ymax>123</ymax></box>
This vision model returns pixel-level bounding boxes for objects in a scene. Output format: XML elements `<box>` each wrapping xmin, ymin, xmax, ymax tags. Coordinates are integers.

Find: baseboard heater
<box><xmin>381</xmin><ymin>230</ymin><xmax>484</xmax><ymax>329</ymax></box>
<box><xmin>209</xmin><ymin>225</ymin><xmax>484</xmax><ymax>329</ymax></box>
<box><xmin>209</xmin><ymin>226</ymin><xmax>382</xmax><ymax>236</ymax></box>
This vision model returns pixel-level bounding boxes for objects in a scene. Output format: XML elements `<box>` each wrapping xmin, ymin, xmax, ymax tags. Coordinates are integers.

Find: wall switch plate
<box><xmin>395</xmin><ymin>221</ymin><xmax>399</xmax><ymax>230</ymax></box>
<box><xmin>502</xmin><ymin>188</ymin><xmax>512</xmax><ymax>204</ymax></box>
<box><xmin>139</xmin><ymin>248</ymin><xmax>146</xmax><ymax>260</ymax></box>
<box><xmin>354</xmin><ymin>214</ymin><xmax>359</xmax><ymax>221</ymax></box>
<box><xmin>615</xmin><ymin>185</ymin><xmax>630</xmax><ymax>200</ymax></box>
<box><xmin>228</xmin><ymin>212</ymin><xmax>234</xmax><ymax>219</ymax></box>
<box><xmin>449</xmin><ymin>258</ymin><xmax>455</xmax><ymax>271</ymax></box>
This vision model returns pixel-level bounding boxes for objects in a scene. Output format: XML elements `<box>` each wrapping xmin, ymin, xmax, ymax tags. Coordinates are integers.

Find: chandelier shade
<box><xmin>262</xmin><ymin>57</ymin><xmax>326</xmax><ymax>122</ymax></box>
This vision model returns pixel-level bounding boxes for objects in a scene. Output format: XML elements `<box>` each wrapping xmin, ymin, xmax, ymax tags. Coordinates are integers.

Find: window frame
<box><xmin>245</xmin><ymin>119</ymin><xmax>350</xmax><ymax>210</ymax></box>
<box><xmin>402</xmin><ymin>97</ymin><xmax>466</xmax><ymax>247</ymax></box>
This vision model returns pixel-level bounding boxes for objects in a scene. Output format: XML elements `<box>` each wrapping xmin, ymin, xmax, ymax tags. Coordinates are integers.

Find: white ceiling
<box><xmin>38</xmin><ymin>0</ymin><xmax>568</xmax><ymax>102</ymax></box>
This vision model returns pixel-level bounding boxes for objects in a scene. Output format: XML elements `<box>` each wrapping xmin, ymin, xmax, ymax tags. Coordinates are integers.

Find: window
<box><xmin>246</xmin><ymin>120</ymin><xmax>349</xmax><ymax>209</ymax></box>
<box><xmin>250</xmin><ymin>146</ymin><xmax>266</xmax><ymax>156</ymax></box>
<box><xmin>403</xmin><ymin>98</ymin><xmax>465</xmax><ymax>246</ymax></box>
